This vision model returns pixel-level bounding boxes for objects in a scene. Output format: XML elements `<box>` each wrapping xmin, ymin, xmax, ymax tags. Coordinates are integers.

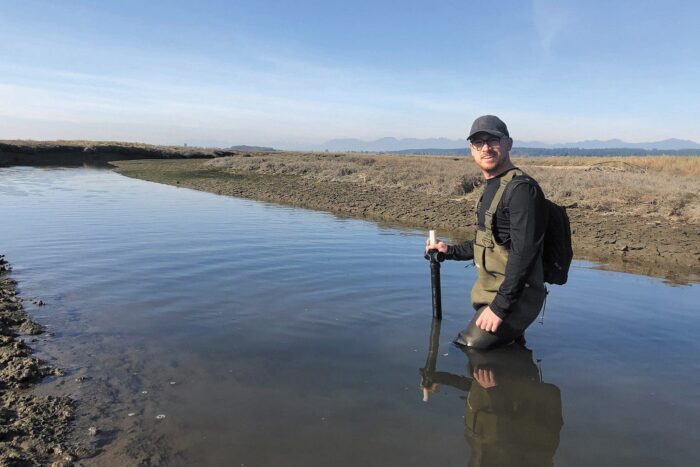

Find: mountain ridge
<box><xmin>317</xmin><ymin>137</ymin><xmax>700</xmax><ymax>152</ymax></box>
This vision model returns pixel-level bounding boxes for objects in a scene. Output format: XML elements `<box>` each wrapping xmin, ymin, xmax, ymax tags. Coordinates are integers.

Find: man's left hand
<box><xmin>472</xmin><ymin>368</ymin><xmax>498</xmax><ymax>389</ymax></box>
<box><xmin>475</xmin><ymin>306</ymin><xmax>503</xmax><ymax>333</ymax></box>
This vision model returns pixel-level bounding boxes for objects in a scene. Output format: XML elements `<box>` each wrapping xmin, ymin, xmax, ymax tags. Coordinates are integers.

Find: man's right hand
<box><xmin>425</xmin><ymin>239</ymin><xmax>449</xmax><ymax>255</ymax></box>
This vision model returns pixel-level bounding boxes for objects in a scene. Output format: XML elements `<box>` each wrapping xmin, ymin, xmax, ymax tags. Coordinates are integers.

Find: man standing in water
<box><xmin>426</xmin><ymin>115</ymin><xmax>547</xmax><ymax>349</ymax></box>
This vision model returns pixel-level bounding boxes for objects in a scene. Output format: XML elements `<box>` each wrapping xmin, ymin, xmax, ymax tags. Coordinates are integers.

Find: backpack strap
<box><xmin>480</xmin><ymin>168</ymin><xmax>524</xmax><ymax>247</ymax></box>
<box><xmin>502</xmin><ymin>173</ymin><xmax>542</xmax><ymax>208</ymax></box>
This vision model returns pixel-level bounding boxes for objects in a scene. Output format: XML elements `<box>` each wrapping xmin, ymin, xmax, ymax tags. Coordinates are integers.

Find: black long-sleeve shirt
<box><xmin>446</xmin><ymin>170</ymin><xmax>546</xmax><ymax>318</ymax></box>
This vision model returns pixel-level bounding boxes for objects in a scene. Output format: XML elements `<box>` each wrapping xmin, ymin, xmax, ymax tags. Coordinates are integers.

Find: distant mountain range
<box><xmin>317</xmin><ymin>137</ymin><xmax>700</xmax><ymax>152</ymax></box>
<box><xmin>390</xmin><ymin>147</ymin><xmax>700</xmax><ymax>156</ymax></box>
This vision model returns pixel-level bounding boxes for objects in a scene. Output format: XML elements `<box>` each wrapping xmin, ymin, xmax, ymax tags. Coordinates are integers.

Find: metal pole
<box><xmin>425</xmin><ymin>230</ymin><xmax>445</xmax><ymax>320</ymax></box>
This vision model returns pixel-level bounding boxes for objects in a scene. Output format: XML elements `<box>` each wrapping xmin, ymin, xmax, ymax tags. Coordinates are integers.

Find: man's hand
<box><xmin>475</xmin><ymin>306</ymin><xmax>503</xmax><ymax>333</ymax></box>
<box><xmin>420</xmin><ymin>381</ymin><xmax>440</xmax><ymax>393</ymax></box>
<box><xmin>425</xmin><ymin>239</ymin><xmax>448</xmax><ymax>255</ymax></box>
<box><xmin>472</xmin><ymin>368</ymin><xmax>497</xmax><ymax>389</ymax></box>
<box><xmin>420</xmin><ymin>381</ymin><xmax>440</xmax><ymax>402</ymax></box>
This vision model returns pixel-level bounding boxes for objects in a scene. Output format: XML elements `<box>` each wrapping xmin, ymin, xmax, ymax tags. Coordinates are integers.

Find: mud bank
<box><xmin>0</xmin><ymin>141</ymin><xmax>237</xmax><ymax>167</ymax></box>
<box><xmin>0</xmin><ymin>255</ymin><xmax>88</xmax><ymax>466</ymax></box>
<box><xmin>113</xmin><ymin>159</ymin><xmax>700</xmax><ymax>284</ymax></box>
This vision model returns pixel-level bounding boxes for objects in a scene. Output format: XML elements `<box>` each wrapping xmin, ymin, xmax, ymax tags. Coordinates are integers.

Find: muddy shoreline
<box><xmin>0</xmin><ymin>141</ymin><xmax>233</xmax><ymax>167</ymax></box>
<box><xmin>113</xmin><ymin>159</ymin><xmax>700</xmax><ymax>284</ymax></box>
<box><xmin>0</xmin><ymin>255</ymin><xmax>90</xmax><ymax>466</ymax></box>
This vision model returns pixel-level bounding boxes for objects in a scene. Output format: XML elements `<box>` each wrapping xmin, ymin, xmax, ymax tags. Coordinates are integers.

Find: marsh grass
<box><xmin>0</xmin><ymin>139</ymin><xmax>217</xmax><ymax>157</ymax></box>
<box><xmin>515</xmin><ymin>157</ymin><xmax>700</xmax><ymax>222</ymax></box>
<box><xmin>1</xmin><ymin>139</ymin><xmax>198</xmax><ymax>150</ymax></box>
<box><xmin>208</xmin><ymin>152</ymin><xmax>484</xmax><ymax>196</ymax></box>
<box><xmin>513</xmin><ymin>155</ymin><xmax>700</xmax><ymax>177</ymax></box>
<box><xmin>208</xmin><ymin>152</ymin><xmax>699</xmax><ymax>223</ymax></box>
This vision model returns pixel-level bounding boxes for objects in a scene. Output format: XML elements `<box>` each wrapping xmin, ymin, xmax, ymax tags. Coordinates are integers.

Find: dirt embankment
<box><xmin>1</xmin><ymin>255</ymin><xmax>89</xmax><ymax>466</ymax></box>
<box><xmin>113</xmin><ymin>157</ymin><xmax>700</xmax><ymax>284</ymax></box>
<box><xmin>0</xmin><ymin>140</ymin><xmax>239</xmax><ymax>167</ymax></box>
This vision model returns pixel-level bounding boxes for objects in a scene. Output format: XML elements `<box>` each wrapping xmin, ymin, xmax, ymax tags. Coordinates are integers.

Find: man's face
<box><xmin>469</xmin><ymin>132</ymin><xmax>513</xmax><ymax>175</ymax></box>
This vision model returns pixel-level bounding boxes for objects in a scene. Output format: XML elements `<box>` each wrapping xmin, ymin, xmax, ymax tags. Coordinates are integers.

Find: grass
<box><xmin>1</xmin><ymin>139</ymin><xmax>199</xmax><ymax>151</ymax></box>
<box><xmin>207</xmin><ymin>152</ymin><xmax>700</xmax><ymax>224</ymax></box>
<box><xmin>0</xmin><ymin>139</ymin><xmax>221</xmax><ymax>158</ymax></box>
<box><xmin>514</xmin><ymin>155</ymin><xmax>700</xmax><ymax>176</ymax></box>
<box><xmin>207</xmin><ymin>152</ymin><xmax>484</xmax><ymax>196</ymax></box>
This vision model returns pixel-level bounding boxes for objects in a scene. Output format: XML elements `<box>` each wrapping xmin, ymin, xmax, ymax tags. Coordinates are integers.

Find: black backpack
<box><xmin>506</xmin><ymin>173</ymin><xmax>573</xmax><ymax>285</ymax></box>
<box><xmin>542</xmin><ymin>199</ymin><xmax>573</xmax><ymax>285</ymax></box>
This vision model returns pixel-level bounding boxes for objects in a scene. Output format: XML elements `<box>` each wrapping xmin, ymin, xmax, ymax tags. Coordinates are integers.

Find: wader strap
<box><xmin>478</xmin><ymin>168</ymin><xmax>524</xmax><ymax>247</ymax></box>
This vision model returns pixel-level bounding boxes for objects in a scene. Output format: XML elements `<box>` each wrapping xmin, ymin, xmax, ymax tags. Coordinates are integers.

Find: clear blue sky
<box><xmin>1</xmin><ymin>0</ymin><xmax>698</xmax><ymax>148</ymax></box>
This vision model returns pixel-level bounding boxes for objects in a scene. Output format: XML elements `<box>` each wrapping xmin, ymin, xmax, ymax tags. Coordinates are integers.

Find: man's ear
<box><xmin>504</xmin><ymin>137</ymin><xmax>513</xmax><ymax>151</ymax></box>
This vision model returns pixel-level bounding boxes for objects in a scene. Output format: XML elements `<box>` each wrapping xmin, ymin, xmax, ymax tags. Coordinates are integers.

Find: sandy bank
<box><xmin>113</xmin><ymin>157</ymin><xmax>700</xmax><ymax>284</ymax></box>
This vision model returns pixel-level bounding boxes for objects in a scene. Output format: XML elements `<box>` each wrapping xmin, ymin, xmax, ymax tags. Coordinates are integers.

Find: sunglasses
<box><xmin>470</xmin><ymin>136</ymin><xmax>502</xmax><ymax>150</ymax></box>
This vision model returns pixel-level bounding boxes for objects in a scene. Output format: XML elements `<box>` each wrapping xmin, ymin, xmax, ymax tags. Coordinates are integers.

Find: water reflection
<box><xmin>420</xmin><ymin>319</ymin><xmax>563</xmax><ymax>467</ymax></box>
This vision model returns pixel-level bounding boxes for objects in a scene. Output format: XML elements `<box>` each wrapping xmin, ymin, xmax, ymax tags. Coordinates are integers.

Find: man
<box><xmin>426</xmin><ymin>115</ymin><xmax>547</xmax><ymax>349</ymax></box>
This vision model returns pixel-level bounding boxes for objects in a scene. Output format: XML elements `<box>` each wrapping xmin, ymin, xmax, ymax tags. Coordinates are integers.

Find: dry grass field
<box><xmin>207</xmin><ymin>152</ymin><xmax>700</xmax><ymax>224</ymax></box>
<box><xmin>515</xmin><ymin>155</ymin><xmax>700</xmax><ymax>176</ymax></box>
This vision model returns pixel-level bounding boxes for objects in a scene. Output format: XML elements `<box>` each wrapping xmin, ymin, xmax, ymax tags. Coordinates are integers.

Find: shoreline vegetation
<box><xmin>2</xmin><ymin>140</ymin><xmax>699</xmax><ymax>283</ymax></box>
<box><xmin>0</xmin><ymin>140</ymin><xmax>229</xmax><ymax>167</ymax></box>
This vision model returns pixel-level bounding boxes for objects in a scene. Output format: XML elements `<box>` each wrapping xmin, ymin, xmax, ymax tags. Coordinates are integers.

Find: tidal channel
<box><xmin>1</xmin><ymin>167</ymin><xmax>698</xmax><ymax>466</ymax></box>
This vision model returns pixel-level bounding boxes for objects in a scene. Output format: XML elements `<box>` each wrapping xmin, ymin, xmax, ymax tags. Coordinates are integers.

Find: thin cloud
<box><xmin>532</xmin><ymin>0</ymin><xmax>571</xmax><ymax>56</ymax></box>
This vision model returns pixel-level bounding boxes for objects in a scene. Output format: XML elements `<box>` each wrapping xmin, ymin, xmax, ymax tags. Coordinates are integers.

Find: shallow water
<box><xmin>1</xmin><ymin>166</ymin><xmax>698</xmax><ymax>466</ymax></box>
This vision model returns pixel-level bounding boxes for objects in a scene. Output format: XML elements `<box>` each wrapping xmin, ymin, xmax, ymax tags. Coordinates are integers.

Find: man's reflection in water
<box><xmin>420</xmin><ymin>319</ymin><xmax>563</xmax><ymax>467</ymax></box>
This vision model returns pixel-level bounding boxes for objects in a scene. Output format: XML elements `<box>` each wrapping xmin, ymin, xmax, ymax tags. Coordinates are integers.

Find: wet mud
<box><xmin>0</xmin><ymin>255</ymin><xmax>93</xmax><ymax>466</ymax></box>
<box><xmin>1</xmin><ymin>255</ymin><xmax>173</xmax><ymax>466</ymax></box>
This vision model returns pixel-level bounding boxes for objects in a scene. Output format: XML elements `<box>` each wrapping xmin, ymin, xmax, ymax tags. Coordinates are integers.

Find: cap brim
<box><xmin>468</xmin><ymin>129</ymin><xmax>506</xmax><ymax>140</ymax></box>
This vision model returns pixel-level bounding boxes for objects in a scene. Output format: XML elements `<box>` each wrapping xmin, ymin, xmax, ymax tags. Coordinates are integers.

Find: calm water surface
<box><xmin>1</xmin><ymin>167</ymin><xmax>698</xmax><ymax>466</ymax></box>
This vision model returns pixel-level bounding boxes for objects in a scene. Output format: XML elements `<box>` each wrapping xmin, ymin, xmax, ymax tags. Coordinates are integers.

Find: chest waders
<box><xmin>470</xmin><ymin>169</ymin><xmax>546</xmax><ymax>337</ymax></box>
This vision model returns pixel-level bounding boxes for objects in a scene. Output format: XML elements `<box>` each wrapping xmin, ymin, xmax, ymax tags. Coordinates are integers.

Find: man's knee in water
<box><xmin>454</xmin><ymin>320</ymin><xmax>523</xmax><ymax>350</ymax></box>
<box><xmin>454</xmin><ymin>326</ymin><xmax>498</xmax><ymax>350</ymax></box>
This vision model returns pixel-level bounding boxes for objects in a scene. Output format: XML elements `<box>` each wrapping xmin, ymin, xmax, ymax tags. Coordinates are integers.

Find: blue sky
<box><xmin>1</xmin><ymin>0</ymin><xmax>699</xmax><ymax>148</ymax></box>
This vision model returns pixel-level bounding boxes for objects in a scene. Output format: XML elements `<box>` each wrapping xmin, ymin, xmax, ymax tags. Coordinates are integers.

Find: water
<box><xmin>1</xmin><ymin>167</ymin><xmax>698</xmax><ymax>466</ymax></box>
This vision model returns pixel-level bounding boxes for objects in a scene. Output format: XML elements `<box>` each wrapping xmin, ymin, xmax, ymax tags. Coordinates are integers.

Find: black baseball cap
<box><xmin>468</xmin><ymin>115</ymin><xmax>509</xmax><ymax>140</ymax></box>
